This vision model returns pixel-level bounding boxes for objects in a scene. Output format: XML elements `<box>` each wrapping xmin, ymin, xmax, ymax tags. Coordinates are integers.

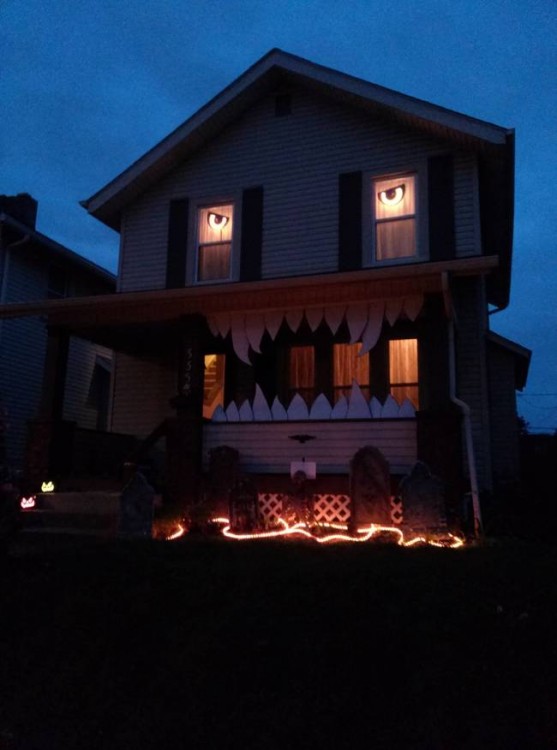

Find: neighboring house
<box><xmin>1</xmin><ymin>51</ymin><xmax>530</xmax><ymax>527</ymax></box>
<box><xmin>0</xmin><ymin>194</ymin><xmax>115</xmax><ymax>473</ymax></box>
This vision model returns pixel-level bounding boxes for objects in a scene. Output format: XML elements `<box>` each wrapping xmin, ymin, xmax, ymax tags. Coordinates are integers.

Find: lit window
<box><xmin>197</xmin><ymin>204</ymin><xmax>234</xmax><ymax>281</ymax></box>
<box><xmin>389</xmin><ymin>338</ymin><xmax>419</xmax><ymax>407</ymax></box>
<box><xmin>203</xmin><ymin>354</ymin><xmax>225</xmax><ymax>419</ymax></box>
<box><xmin>374</xmin><ymin>174</ymin><xmax>416</xmax><ymax>261</ymax></box>
<box><xmin>289</xmin><ymin>346</ymin><xmax>315</xmax><ymax>405</ymax></box>
<box><xmin>333</xmin><ymin>343</ymin><xmax>370</xmax><ymax>402</ymax></box>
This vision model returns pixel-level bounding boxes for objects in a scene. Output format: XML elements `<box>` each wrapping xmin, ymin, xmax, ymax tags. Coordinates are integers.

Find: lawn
<box><xmin>1</xmin><ymin>533</ymin><xmax>556</xmax><ymax>749</ymax></box>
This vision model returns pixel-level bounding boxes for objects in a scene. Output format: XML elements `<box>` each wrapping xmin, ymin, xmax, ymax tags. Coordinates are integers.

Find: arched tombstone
<box><xmin>229</xmin><ymin>477</ymin><xmax>260</xmax><ymax>533</ymax></box>
<box><xmin>349</xmin><ymin>446</ymin><xmax>391</xmax><ymax>532</ymax></box>
<box><xmin>119</xmin><ymin>465</ymin><xmax>155</xmax><ymax>538</ymax></box>
<box><xmin>398</xmin><ymin>461</ymin><xmax>447</xmax><ymax>535</ymax></box>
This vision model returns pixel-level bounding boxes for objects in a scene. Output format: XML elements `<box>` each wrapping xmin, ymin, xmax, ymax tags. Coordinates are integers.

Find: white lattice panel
<box><xmin>313</xmin><ymin>494</ymin><xmax>351</xmax><ymax>524</ymax></box>
<box><xmin>258</xmin><ymin>493</ymin><xmax>284</xmax><ymax>525</ymax></box>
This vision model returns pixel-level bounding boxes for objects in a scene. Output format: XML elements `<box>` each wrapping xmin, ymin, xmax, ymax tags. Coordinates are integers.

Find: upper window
<box><xmin>196</xmin><ymin>203</ymin><xmax>234</xmax><ymax>282</ymax></box>
<box><xmin>373</xmin><ymin>174</ymin><xmax>417</xmax><ymax>262</ymax></box>
<box><xmin>47</xmin><ymin>264</ymin><xmax>67</xmax><ymax>299</ymax></box>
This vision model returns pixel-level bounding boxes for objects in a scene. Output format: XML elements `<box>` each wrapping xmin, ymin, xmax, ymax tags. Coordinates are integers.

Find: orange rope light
<box><xmin>210</xmin><ymin>517</ymin><xmax>464</xmax><ymax>548</ymax></box>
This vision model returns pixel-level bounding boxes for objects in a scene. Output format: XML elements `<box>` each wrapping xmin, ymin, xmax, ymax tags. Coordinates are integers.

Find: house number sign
<box><xmin>181</xmin><ymin>345</ymin><xmax>193</xmax><ymax>396</ymax></box>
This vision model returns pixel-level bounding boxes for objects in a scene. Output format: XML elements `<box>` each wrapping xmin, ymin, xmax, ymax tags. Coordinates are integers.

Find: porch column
<box><xmin>167</xmin><ymin>314</ymin><xmax>205</xmax><ymax>507</ymax></box>
<box><xmin>25</xmin><ymin>327</ymin><xmax>73</xmax><ymax>491</ymax></box>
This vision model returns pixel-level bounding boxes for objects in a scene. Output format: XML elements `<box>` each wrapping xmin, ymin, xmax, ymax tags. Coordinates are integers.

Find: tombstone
<box><xmin>229</xmin><ymin>477</ymin><xmax>259</xmax><ymax>533</ymax></box>
<box><xmin>206</xmin><ymin>446</ymin><xmax>240</xmax><ymax>517</ymax></box>
<box><xmin>398</xmin><ymin>461</ymin><xmax>447</xmax><ymax>534</ymax></box>
<box><xmin>349</xmin><ymin>446</ymin><xmax>392</xmax><ymax>531</ymax></box>
<box><xmin>119</xmin><ymin>467</ymin><xmax>155</xmax><ymax>538</ymax></box>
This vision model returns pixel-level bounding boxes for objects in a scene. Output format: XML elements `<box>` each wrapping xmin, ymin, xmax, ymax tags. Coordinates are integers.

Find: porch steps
<box><xmin>20</xmin><ymin>492</ymin><xmax>120</xmax><ymax>536</ymax></box>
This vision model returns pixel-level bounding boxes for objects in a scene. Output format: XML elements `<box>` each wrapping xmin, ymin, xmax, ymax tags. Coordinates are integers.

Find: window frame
<box><xmin>188</xmin><ymin>195</ymin><xmax>241</xmax><ymax>285</ymax></box>
<box><xmin>363</xmin><ymin>165</ymin><xmax>428</xmax><ymax>268</ymax></box>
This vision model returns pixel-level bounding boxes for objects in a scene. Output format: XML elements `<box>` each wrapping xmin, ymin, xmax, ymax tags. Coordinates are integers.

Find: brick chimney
<box><xmin>0</xmin><ymin>193</ymin><xmax>38</xmax><ymax>229</ymax></box>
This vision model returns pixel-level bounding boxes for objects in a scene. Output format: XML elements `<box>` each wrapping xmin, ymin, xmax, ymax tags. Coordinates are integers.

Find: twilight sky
<box><xmin>2</xmin><ymin>0</ymin><xmax>556</xmax><ymax>432</ymax></box>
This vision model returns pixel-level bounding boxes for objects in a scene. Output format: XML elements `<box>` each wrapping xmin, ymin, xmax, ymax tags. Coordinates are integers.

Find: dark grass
<box><xmin>1</xmin><ymin>534</ymin><xmax>557</xmax><ymax>749</ymax></box>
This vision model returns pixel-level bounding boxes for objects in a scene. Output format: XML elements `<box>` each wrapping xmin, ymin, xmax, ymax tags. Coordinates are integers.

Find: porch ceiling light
<box><xmin>378</xmin><ymin>183</ymin><xmax>405</xmax><ymax>206</ymax></box>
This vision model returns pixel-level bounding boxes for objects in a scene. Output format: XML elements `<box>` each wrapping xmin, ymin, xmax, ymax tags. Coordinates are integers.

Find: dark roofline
<box><xmin>487</xmin><ymin>330</ymin><xmax>531</xmax><ymax>390</ymax></box>
<box><xmin>0</xmin><ymin>212</ymin><xmax>115</xmax><ymax>287</ymax></box>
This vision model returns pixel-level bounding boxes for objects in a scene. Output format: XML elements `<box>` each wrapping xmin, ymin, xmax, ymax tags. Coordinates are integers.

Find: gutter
<box><xmin>442</xmin><ymin>272</ymin><xmax>483</xmax><ymax>537</ymax></box>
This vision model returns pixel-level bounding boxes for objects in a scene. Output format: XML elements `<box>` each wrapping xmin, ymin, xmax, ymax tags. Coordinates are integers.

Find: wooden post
<box><xmin>167</xmin><ymin>315</ymin><xmax>205</xmax><ymax>508</ymax></box>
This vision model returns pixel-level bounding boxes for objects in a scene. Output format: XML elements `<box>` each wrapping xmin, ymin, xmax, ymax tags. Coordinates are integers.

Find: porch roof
<box><xmin>0</xmin><ymin>256</ymin><xmax>497</xmax><ymax>355</ymax></box>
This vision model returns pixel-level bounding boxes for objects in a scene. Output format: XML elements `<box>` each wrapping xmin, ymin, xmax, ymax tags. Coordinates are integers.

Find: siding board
<box><xmin>203</xmin><ymin>420</ymin><xmax>417</xmax><ymax>474</ymax></box>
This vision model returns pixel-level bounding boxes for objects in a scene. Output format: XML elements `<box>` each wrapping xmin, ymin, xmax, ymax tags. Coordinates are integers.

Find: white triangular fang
<box><xmin>271</xmin><ymin>396</ymin><xmax>288</xmax><ymax>421</ymax></box>
<box><xmin>230</xmin><ymin>313</ymin><xmax>251</xmax><ymax>364</ymax></box>
<box><xmin>287</xmin><ymin>393</ymin><xmax>309</xmax><ymax>420</ymax></box>
<box><xmin>207</xmin><ymin>316</ymin><xmax>219</xmax><ymax>337</ymax></box>
<box><xmin>309</xmin><ymin>393</ymin><xmax>332</xmax><ymax>419</ymax></box>
<box><xmin>347</xmin><ymin>381</ymin><xmax>371</xmax><ymax>418</ymax></box>
<box><xmin>225</xmin><ymin>401</ymin><xmax>240</xmax><ymax>421</ymax></box>
<box><xmin>381</xmin><ymin>394</ymin><xmax>400</xmax><ymax>418</ymax></box>
<box><xmin>211</xmin><ymin>404</ymin><xmax>227</xmax><ymax>422</ymax></box>
<box><xmin>359</xmin><ymin>300</ymin><xmax>384</xmax><ymax>355</ymax></box>
<box><xmin>264</xmin><ymin>311</ymin><xmax>283</xmax><ymax>340</ymax></box>
<box><xmin>245</xmin><ymin>314</ymin><xmax>265</xmax><ymax>354</ymax></box>
<box><xmin>385</xmin><ymin>298</ymin><xmax>404</xmax><ymax>326</ymax></box>
<box><xmin>331</xmin><ymin>395</ymin><xmax>348</xmax><ymax>419</ymax></box>
<box><xmin>403</xmin><ymin>295</ymin><xmax>424</xmax><ymax>322</ymax></box>
<box><xmin>238</xmin><ymin>400</ymin><xmax>254</xmax><ymax>421</ymax></box>
<box><xmin>324</xmin><ymin>306</ymin><xmax>345</xmax><ymax>335</ymax></box>
<box><xmin>252</xmin><ymin>384</ymin><xmax>272</xmax><ymax>421</ymax></box>
<box><xmin>370</xmin><ymin>397</ymin><xmax>383</xmax><ymax>418</ymax></box>
<box><xmin>305</xmin><ymin>308</ymin><xmax>324</xmax><ymax>332</ymax></box>
<box><xmin>346</xmin><ymin>304</ymin><xmax>368</xmax><ymax>343</ymax></box>
<box><xmin>398</xmin><ymin>398</ymin><xmax>416</xmax><ymax>418</ymax></box>
<box><xmin>285</xmin><ymin>309</ymin><xmax>303</xmax><ymax>333</ymax></box>
<box><xmin>214</xmin><ymin>313</ymin><xmax>231</xmax><ymax>338</ymax></box>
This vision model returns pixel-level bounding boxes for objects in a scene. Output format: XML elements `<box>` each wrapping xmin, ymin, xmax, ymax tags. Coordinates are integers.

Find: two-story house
<box><xmin>2</xmin><ymin>51</ymin><xmax>530</xmax><ymax>530</ymax></box>
<box><xmin>0</xmin><ymin>194</ymin><xmax>115</xmax><ymax>475</ymax></box>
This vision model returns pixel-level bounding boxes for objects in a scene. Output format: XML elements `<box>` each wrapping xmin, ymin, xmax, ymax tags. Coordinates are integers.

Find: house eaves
<box><xmin>487</xmin><ymin>330</ymin><xmax>531</xmax><ymax>390</ymax></box>
<box><xmin>0</xmin><ymin>212</ymin><xmax>116</xmax><ymax>288</ymax></box>
<box><xmin>82</xmin><ymin>48</ymin><xmax>513</xmax><ymax>232</ymax></box>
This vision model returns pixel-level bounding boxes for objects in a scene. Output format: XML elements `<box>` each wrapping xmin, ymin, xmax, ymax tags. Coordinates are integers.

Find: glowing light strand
<box><xmin>210</xmin><ymin>517</ymin><xmax>464</xmax><ymax>548</ymax></box>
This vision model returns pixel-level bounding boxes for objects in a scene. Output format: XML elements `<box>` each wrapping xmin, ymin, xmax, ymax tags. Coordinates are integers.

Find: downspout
<box><xmin>0</xmin><ymin>232</ymin><xmax>32</xmax><ymax>345</ymax></box>
<box><xmin>442</xmin><ymin>272</ymin><xmax>483</xmax><ymax>537</ymax></box>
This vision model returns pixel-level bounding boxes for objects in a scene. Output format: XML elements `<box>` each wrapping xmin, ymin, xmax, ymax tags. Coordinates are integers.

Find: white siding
<box><xmin>0</xmin><ymin>251</ymin><xmax>48</xmax><ymax>468</ymax></box>
<box><xmin>111</xmin><ymin>353</ymin><xmax>175</xmax><ymax>437</ymax></box>
<box><xmin>203</xmin><ymin>420</ymin><xmax>417</xmax><ymax>475</ymax></box>
<box><xmin>120</xmin><ymin>86</ymin><xmax>481</xmax><ymax>292</ymax></box>
<box><xmin>453</xmin><ymin>277</ymin><xmax>492</xmax><ymax>489</ymax></box>
<box><xmin>454</xmin><ymin>153</ymin><xmax>480</xmax><ymax>257</ymax></box>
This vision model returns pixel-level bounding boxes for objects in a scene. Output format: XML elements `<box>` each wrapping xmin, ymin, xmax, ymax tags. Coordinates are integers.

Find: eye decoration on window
<box><xmin>374</xmin><ymin>174</ymin><xmax>416</xmax><ymax>261</ymax></box>
<box><xmin>207</xmin><ymin>212</ymin><xmax>230</xmax><ymax>232</ymax></box>
<box><xmin>378</xmin><ymin>184</ymin><xmax>405</xmax><ymax>206</ymax></box>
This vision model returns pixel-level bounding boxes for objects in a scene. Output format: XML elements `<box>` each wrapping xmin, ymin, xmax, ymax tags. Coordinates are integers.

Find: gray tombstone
<box><xmin>119</xmin><ymin>469</ymin><xmax>155</xmax><ymax>537</ymax></box>
<box><xmin>398</xmin><ymin>461</ymin><xmax>447</xmax><ymax>534</ymax></box>
<box><xmin>229</xmin><ymin>477</ymin><xmax>259</xmax><ymax>533</ymax></box>
<box><xmin>349</xmin><ymin>446</ymin><xmax>392</xmax><ymax>531</ymax></box>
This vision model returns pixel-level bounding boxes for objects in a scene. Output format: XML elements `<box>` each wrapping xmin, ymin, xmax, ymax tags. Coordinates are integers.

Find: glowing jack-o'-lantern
<box><xmin>20</xmin><ymin>496</ymin><xmax>36</xmax><ymax>510</ymax></box>
<box><xmin>41</xmin><ymin>481</ymin><xmax>55</xmax><ymax>493</ymax></box>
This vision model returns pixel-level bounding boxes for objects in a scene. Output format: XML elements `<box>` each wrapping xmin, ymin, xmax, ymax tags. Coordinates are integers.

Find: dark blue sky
<box><xmin>2</xmin><ymin>0</ymin><xmax>556</xmax><ymax>432</ymax></box>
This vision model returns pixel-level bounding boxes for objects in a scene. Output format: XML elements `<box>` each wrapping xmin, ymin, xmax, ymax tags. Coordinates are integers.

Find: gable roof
<box><xmin>83</xmin><ymin>49</ymin><xmax>513</xmax><ymax>227</ymax></box>
<box><xmin>0</xmin><ymin>211</ymin><xmax>115</xmax><ymax>288</ymax></box>
<box><xmin>81</xmin><ymin>48</ymin><xmax>514</xmax><ymax>307</ymax></box>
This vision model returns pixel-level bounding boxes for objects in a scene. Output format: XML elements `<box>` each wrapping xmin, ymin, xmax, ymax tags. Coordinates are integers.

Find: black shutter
<box><xmin>428</xmin><ymin>155</ymin><xmax>455</xmax><ymax>262</ymax></box>
<box><xmin>338</xmin><ymin>171</ymin><xmax>362</xmax><ymax>271</ymax></box>
<box><xmin>240</xmin><ymin>186</ymin><xmax>263</xmax><ymax>281</ymax></box>
<box><xmin>166</xmin><ymin>199</ymin><xmax>189</xmax><ymax>288</ymax></box>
